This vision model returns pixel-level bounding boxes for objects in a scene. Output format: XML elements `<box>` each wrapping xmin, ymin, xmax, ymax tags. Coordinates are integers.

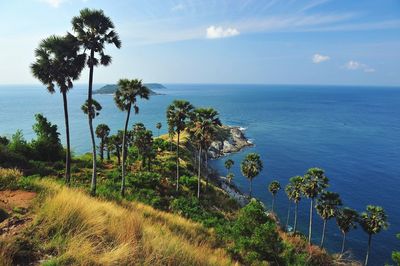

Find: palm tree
<box><xmin>268</xmin><ymin>180</ymin><xmax>281</xmax><ymax>213</ymax></box>
<box><xmin>156</xmin><ymin>122</ymin><xmax>162</xmax><ymax>137</ymax></box>
<box><xmin>315</xmin><ymin>191</ymin><xmax>342</xmax><ymax>248</ymax></box>
<box><xmin>72</xmin><ymin>8</ymin><xmax>121</xmax><ymax>195</ymax></box>
<box><xmin>240</xmin><ymin>153</ymin><xmax>263</xmax><ymax>198</ymax></box>
<box><xmin>31</xmin><ymin>34</ymin><xmax>85</xmax><ymax>185</ymax></box>
<box><xmin>336</xmin><ymin>207</ymin><xmax>359</xmax><ymax>254</ymax></box>
<box><xmin>285</xmin><ymin>176</ymin><xmax>303</xmax><ymax>234</ymax></box>
<box><xmin>189</xmin><ymin>108</ymin><xmax>221</xmax><ymax>198</ymax></box>
<box><xmin>166</xmin><ymin>100</ymin><xmax>194</xmax><ymax>191</ymax></box>
<box><xmin>302</xmin><ymin>167</ymin><xmax>329</xmax><ymax>244</ymax></box>
<box><xmin>114</xmin><ymin>79</ymin><xmax>150</xmax><ymax>196</ymax></box>
<box><xmin>95</xmin><ymin>124</ymin><xmax>110</xmax><ymax>161</ymax></box>
<box><xmin>108</xmin><ymin>133</ymin><xmax>122</xmax><ymax>165</ymax></box>
<box><xmin>81</xmin><ymin>99</ymin><xmax>102</xmax><ymax>194</ymax></box>
<box><xmin>224</xmin><ymin>159</ymin><xmax>234</xmax><ymax>175</ymax></box>
<box><xmin>360</xmin><ymin>205</ymin><xmax>388</xmax><ymax>266</ymax></box>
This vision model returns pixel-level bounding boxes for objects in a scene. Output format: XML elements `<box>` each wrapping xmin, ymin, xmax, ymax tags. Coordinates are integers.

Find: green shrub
<box><xmin>180</xmin><ymin>175</ymin><xmax>197</xmax><ymax>190</ymax></box>
<box><xmin>230</xmin><ymin>200</ymin><xmax>284</xmax><ymax>264</ymax></box>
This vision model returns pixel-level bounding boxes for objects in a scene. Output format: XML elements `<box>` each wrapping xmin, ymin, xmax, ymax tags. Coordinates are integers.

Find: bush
<box><xmin>127</xmin><ymin>172</ymin><xmax>161</xmax><ymax>189</ymax></box>
<box><xmin>230</xmin><ymin>200</ymin><xmax>284</xmax><ymax>264</ymax></box>
<box><xmin>0</xmin><ymin>168</ymin><xmax>23</xmax><ymax>190</ymax></box>
<box><xmin>180</xmin><ymin>175</ymin><xmax>198</xmax><ymax>190</ymax></box>
<box><xmin>0</xmin><ymin>145</ymin><xmax>29</xmax><ymax>169</ymax></box>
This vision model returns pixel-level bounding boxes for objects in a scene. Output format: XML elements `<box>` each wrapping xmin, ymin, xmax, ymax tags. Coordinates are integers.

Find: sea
<box><xmin>1</xmin><ymin>84</ymin><xmax>399</xmax><ymax>265</ymax></box>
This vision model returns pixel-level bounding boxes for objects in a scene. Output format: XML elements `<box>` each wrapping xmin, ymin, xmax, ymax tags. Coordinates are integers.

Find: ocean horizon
<box><xmin>1</xmin><ymin>83</ymin><xmax>399</xmax><ymax>265</ymax></box>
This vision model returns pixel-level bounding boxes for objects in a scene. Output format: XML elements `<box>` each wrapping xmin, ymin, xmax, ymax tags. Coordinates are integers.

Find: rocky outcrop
<box><xmin>208</xmin><ymin>126</ymin><xmax>253</xmax><ymax>159</ymax></box>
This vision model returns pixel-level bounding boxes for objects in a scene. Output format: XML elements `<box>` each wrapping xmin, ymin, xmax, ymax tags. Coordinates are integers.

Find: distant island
<box><xmin>94</xmin><ymin>83</ymin><xmax>166</xmax><ymax>95</ymax></box>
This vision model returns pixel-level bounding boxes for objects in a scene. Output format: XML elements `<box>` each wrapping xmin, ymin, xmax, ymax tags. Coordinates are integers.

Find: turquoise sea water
<box><xmin>1</xmin><ymin>84</ymin><xmax>399</xmax><ymax>265</ymax></box>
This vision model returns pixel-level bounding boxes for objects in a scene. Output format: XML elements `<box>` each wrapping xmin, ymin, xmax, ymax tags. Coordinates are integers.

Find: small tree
<box><xmin>81</xmin><ymin>99</ymin><xmax>102</xmax><ymax>195</ymax></box>
<box><xmin>95</xmin><ymin>124</ymin><xmax>110</xmax><ymax>162</ymax></box>
<box><xmin>240</xmin><ymin>153</ymin><xmax>263</xmax><ymax>198</ymax></box>
<box><xmin>315</xmin><ymin>191</ymin><xmax>342</xmax><ymax>248</ymax></box>
<box><xmin>336</xmin><ymin>207</ymin><xmax>359</xmax><ymax>254</ymax></box>
<box><xmin>268</xmin><ymin>180</ymin><xmax>281</xmax><ymax>213</ymax></box>
<box><xmin>360</xmin><ymin>205</ymin><xmax>388</xmax><ymax>266</ymax></box>
<box><xmin>156</xmin><ymin>122</ymin><xmax>162</xmax><ymax>137</ymax></box>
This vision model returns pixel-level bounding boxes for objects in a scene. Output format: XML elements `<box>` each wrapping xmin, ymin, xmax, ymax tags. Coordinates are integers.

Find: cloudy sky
<box><xmin>1</xmin><ymin>0</ymin><xmax>399</xmax><ymax>85</ymax></box>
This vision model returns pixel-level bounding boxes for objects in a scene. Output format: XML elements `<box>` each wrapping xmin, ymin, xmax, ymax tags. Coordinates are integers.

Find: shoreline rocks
<box><xmin>208</xmin><ymin>126</ymin><xmax>253</xmax><ymax>159</ymax></box>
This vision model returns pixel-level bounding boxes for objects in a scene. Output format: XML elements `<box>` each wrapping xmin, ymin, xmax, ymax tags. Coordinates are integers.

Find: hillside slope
<box><xmin>0</xmin><ymin>179</ymin><xmax>234</xmax><ymax>266</ymax></box>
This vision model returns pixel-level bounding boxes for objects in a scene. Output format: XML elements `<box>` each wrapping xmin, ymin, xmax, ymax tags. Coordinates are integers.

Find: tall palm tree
<box><xmin>31</xmin><ymin>34</ymin><xmax>85</xmax><ymax>185</ymax></box>
<box><xmin>302</xmin><ymin>167</ymin><xmax>329</xmax><ymax>244</ymax></box>
<box><xmin>166</xmin><ymin>100</ymin><xmax>194</xmax><ymax>191</ymax></box>
<box><xmin>268</xmin><ymin>180</ymin><xmax>281</xmax><ymax>213</ymax></box>
<box><xmin>285</xmin><ymin>176</ymin><xmax>303</xmax><ymax>234</ymax></box>
<box><xmin>81</xmin><ymin>99</ymin><xmax>102</xmax><ymax>194</ymax></box>
<box><xmin>156</xmin><ymin>122</ymin><xmax>162</xmax><ymax>137</ymax></box>
<box><xmin>240</xmin><ymin>153</ymin><xmax>263</xmax><ymax>198</ymax></box>
<box><xmin>224</xmin><ymin>159</ymin><xmax>234</xmax><ymax>176</ymax></box>
<box><xmin>72</xmin><ymin>8</ymin><xmax>121</xmax><ymax>195</ymax></box>
<box><xmin>360</xmin><ymin>205</ymin><xmax>388</xmax><ymax>266</ymax></box>
<box><xmin>95</xmin><ymin>124</ymin><xmax>110</xmax><ymax>161</ymax></box>
<box><xmin>336</xmin><ymin>207</ymin><xmax>359</xmax><ymax>254</ymax></box>
<box><xmin>315</xmin><ymin>191</ymin><xmax>342</xmax><ymax>248</ymax></box>
<box><xmin>114</xmin><ymin>79</ymin><xmax>150</xmax><ymax>196</ymax></box>
<box><xmin>189</xmin><ymin>108</ymin><xmax>221</xmax><ymax>198</ymax></box>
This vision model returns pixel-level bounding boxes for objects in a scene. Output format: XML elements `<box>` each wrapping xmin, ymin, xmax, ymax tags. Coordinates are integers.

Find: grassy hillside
<box><xmin>0</xmin><ymin>179</ymin><xmax>233</xmax><ymax>265</ymax></box>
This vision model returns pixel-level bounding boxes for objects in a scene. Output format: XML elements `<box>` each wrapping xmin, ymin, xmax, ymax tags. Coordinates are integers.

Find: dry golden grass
<box><xmin>30</xmin><ymin>180</ymin><xmax>235</xmax><ymax>266</ymax></box>
<box><xmin>0</xmin><ymin>168</ymin><xmax>22</xmax><ymax>189</ymax></box>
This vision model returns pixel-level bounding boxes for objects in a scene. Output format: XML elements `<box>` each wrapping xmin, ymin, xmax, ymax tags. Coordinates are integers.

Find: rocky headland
<box><xmin>208</xmin><ymin>126</ymin><xmax>253</xmax><ymax>159</ymax></box>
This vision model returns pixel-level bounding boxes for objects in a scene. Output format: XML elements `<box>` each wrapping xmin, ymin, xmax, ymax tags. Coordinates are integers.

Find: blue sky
<box><xmin>1</xmin><ymin>0</ymin><xmax>399</xmax><ymax>86</ymax></box>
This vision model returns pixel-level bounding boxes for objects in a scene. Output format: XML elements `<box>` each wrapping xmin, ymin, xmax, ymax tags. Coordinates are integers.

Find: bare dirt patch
<box><xmin>0</xmin><ymin>190</ymin><xmax>36</xmax><ymax>237</ymax></box>
<box><xmin>0</xmin><ymin>190</ymin><xmax>36</xmax><ymax>212</ymax></box>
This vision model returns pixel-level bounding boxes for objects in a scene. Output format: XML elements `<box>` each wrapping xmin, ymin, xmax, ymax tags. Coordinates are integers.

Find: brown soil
<box><xmin>0</xmin><ymin>190</ymin><xmax>36</xmax><ymax>237</ymax></box>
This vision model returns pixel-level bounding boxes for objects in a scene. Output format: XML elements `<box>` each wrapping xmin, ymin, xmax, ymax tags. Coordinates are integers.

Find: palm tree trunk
<box><xmin>341</xmin><ymin>232</ymin><xmax>346</xmax><ymax>254</ymax></box>
<box><xmin>89</xmin><ymin>118</ymin><xmax>97</xmax><ymax>195</ymax></box>
<box><xmin>176</xmin><ymin>131</ymin><xmax>180</xmax><ymax>191</ymax></box>
<box><xmin>197</xmin><ymin>147</ymin><xmax>202</xmax><ymax>198</ymax></box>
<box><xmin>121</xmin><ymin>104</ymin><xmax>131</xmax><ymax>197</ymax></box>
<box><xmin>286</xmin><ymin>201</ymin><xmax>291</xmax><ymax>231</ymax></box>
<box><xmin>320</xmin><ymin>219</ymin><xmax>327</xmax><ymax>248</ymax></box>
<box><xmin>294</xmin><ymin>202</ymin><xmax>298</xmax><ymax>234</ymax></box>
<box><xmin>62</xmin><ymin>91</ymin><xmax>71</xmax><ymax>185</ymax></box>
<box><xmin>272</xmin><ymin>195</ymin><xmax>275</xmax><ymax>212</ymax></box>
<box><xmin>250</xmin><ymin>179</ymin><xmax>253</xmax><ymax>198</ymax></box>
<box><xmin>107</xmin><ymin>145</ymin><xmax>110</xmax><ymax>160</ymax></box>
<box><xmin>88</xmin><ymin>49</ymin><xmax>97</xmax><ymax>196</ymax></box>
<box><xmin>308</xmin><ymin>199</ymin><xmax>314</xmax><ymax>244</ymax></box>
<box><xmin>116</xmin><ymin>147</ymin><xmax>121</xmax><ymax>165</ymax></box>
<box><xmin>100</xmin><ymin>138</ymin><xmax>104</xmax><ymax>161</ymax></box>
<box><xmin>365</xmin><ymin>234</ymin><xmax>372</xmax><ymax>266</ymax></box>
<box><xmin>205</xmin><ymin>153</ymin><xmax>209</xmax><ymax>189</ymax></box>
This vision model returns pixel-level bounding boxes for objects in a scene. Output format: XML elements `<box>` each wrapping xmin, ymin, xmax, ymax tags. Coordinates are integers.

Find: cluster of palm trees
<box><xmin>264</xmin><ymin>168</ymin><xmax>388</xmax><ymax>266</ymax></box>
<box><xmin>166</xmin><ymin>100</ymin><xmax>222</xmax><ymax>198</ymax></box>
<box><xmin>31</xmin><ymin>8</ymin><xmax>121</xmax><ymax>196</ymax></box>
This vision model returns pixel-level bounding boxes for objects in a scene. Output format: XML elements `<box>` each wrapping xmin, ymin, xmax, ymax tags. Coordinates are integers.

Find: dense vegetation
<box><xmin>0</xmin><ymin>7</ymin><xmax>396</xmax><ymax>266</ymax></box>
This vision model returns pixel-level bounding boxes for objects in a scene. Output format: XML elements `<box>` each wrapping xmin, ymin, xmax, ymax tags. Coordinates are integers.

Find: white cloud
<box><xmin>312</xmin><ymin>53</ymin><xmax>330</xmax><ymax>63</ymax></box>
<box><xmin>171</xmin><ymin>3</ymin><xmax>185</xmax><ymax>12</ymax></box>
<box><xmin>41</xmin><ymin>0</ymin><xmax>65</xmax><ymax>8</ymax></box>
<box><xmin>345</xmin><ymin>60</ymin><xmax>375</xmax><ymax>73</ymax></box>
<box><xmin>206</xmin><ymin>26</ymin><xmax>240</xmax><ymax>39</ymax></box>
